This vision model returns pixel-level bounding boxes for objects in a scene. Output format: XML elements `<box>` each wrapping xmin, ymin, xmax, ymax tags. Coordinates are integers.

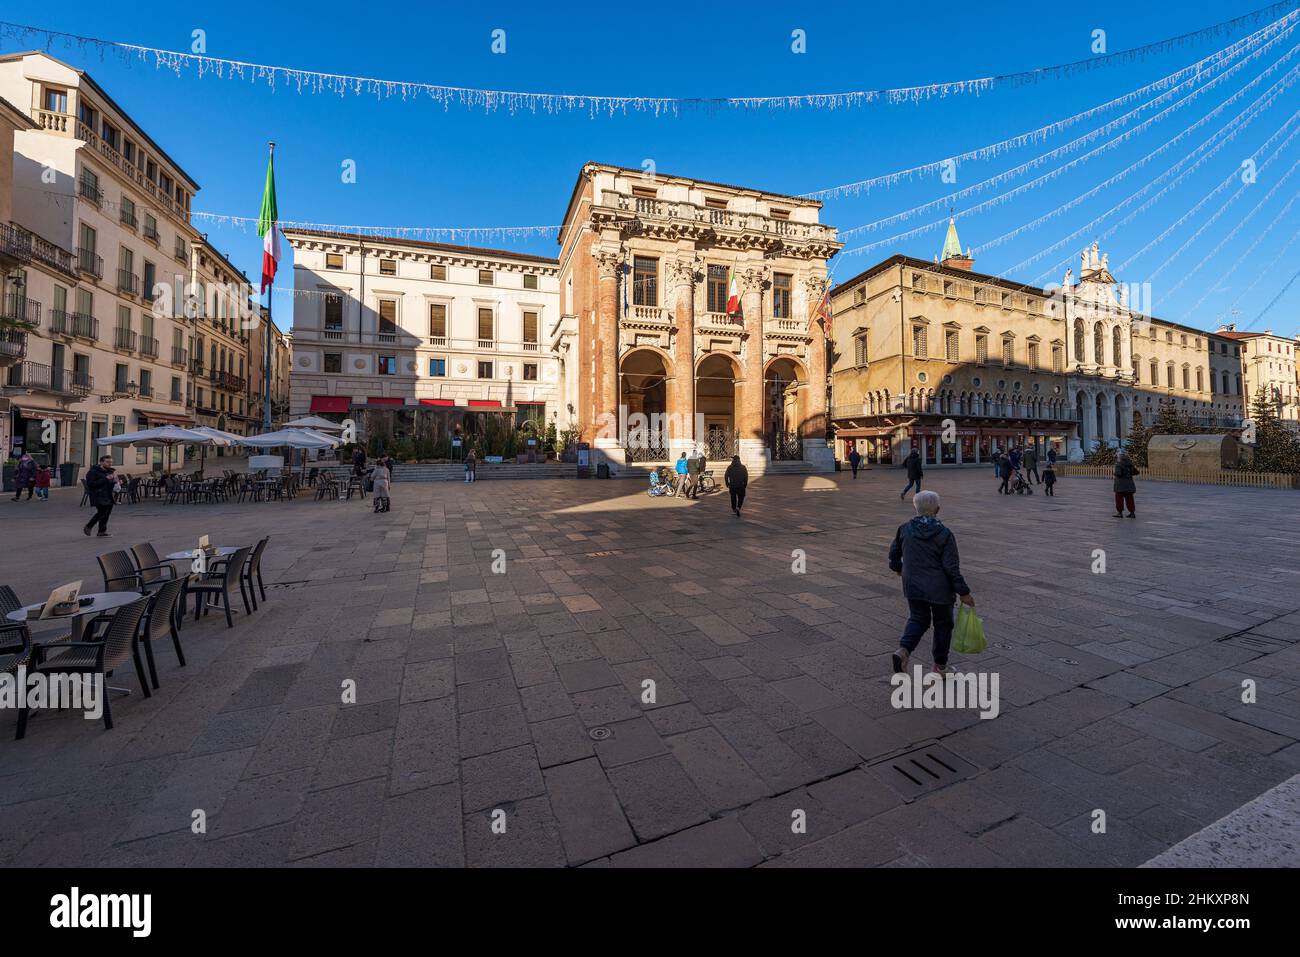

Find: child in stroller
<box><xmin>647</xmin><ymin>466</ymin><xmax>676</xmax><ymax>497</ymax></box>
<box><xmin>1009</xmin><ymin>467</ymin><xmax>1034</xmax><ymax>495</ymax></box>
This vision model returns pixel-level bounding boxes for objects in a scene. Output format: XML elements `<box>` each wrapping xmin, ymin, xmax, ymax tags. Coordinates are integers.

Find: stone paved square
<box><xmin>1</xmin><ymin>469</ymin><xmax>1298</xmax><ymax>867</ymax></box>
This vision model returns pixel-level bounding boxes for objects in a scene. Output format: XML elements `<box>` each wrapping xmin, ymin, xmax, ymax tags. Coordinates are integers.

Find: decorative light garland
<box><xmin>840</xmin><ymin>31</ymin><xmax>1299</xmax><ymax>240</ymax></box>
<box><xmin>1015</xmin><ymin>74</ymin><xmax>1300</xmax><ymax>286</ymax></box>
<box><xmin>1187</xmin><ymin>190</ymin><xmax>1300</xmax><ymax>315</ymax></box>
<box><xmin>802</xmin><ymin>9</ymin><xmax>1300</xmax><ymax>199</ymax></box>
<box><xmin>192</xmin><ymin>213</ymin><xmax>560</xmax><ymax>243</ymax></box>
<box><xmin>1</xmin><ymin>2</ymin><xmax>1297</xmax><ymax>114</ymax></box>
<box><xmin>1229</xmin><ymin>220</ymin><xmax>1300</xmax><ymax>312</ymax></box>
<box><xmin>993</xmin><ymin>53</ymin><xmax>1300</xmax><ymax>278</ymax></box>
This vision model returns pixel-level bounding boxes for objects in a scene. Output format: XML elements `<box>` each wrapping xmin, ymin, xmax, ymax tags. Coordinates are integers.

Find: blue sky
<box><xmin>7</xmin><ymin>0</ymin><xmax>1298</xmax><ymax>335</ymax></box>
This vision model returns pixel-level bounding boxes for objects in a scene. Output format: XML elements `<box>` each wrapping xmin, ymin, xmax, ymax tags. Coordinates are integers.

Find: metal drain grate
<box><xmin>1226</xmin><ymin>633</ymin><xmax>1291</xmax><ymax>652</ymax></box>
<box><xmin>872</xmin><ymin>745</ymin><xmax>978</xmax><ymax>800</ymax></box>
<box><xmin>588</xmin><ymin>727</ymin><xmax>612</xmax><ymax>741</ymax></box>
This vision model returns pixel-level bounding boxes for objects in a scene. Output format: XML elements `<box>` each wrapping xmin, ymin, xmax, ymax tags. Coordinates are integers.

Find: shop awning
<box><xmin>310</xmin><ymin>395</ymin><xmax>350</xmax><ymax>413</ymax></box>
<box><xmin>468</xmin><ymin>399</ymin><xmax>501</xmax><ymax>407</ymax></box>
<box><xmin>136</xmin><ymin>409</ymin><xmax>195</xmax><ymax>427</ymax></box>
<box><xmin>366</xmin><ymin>397</ymin><xmax>404</xmax><ymax>406</ymax></box>
<box><xmin>16</xmin><ymin>407</ymin><xmax>77</xmax><ymax>421</ymax></box>
<box><xmin>419</xmin><ymin>399</ymin><xmax>455</xmax><ymax>407</ymax></box>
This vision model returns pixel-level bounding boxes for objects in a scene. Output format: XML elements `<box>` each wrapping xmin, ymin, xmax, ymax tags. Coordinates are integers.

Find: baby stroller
<box><xmin>647</xmin><ymin>467</ymin><xmax>676</xmax><ymax>497</ymax></box>
<box><xmin>1010</xmin><ymin>468</ymin><xmax>1034</xmax><ymax>495</ymax></box>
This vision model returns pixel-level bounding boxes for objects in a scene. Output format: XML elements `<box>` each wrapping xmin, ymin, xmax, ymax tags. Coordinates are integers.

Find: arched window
<box><xmin>1093</xmin><ymin>323</ymin><xmax>1105</xmax><ymax>365</ymax></box>
<box><xmin>1074</xmin><ymin>319</ymin><xmax>1085</xmax><ymax>362</ymax></box>
<box><xmin>1113</xmin><ymin>326</ymin><xmax>1123</xmax><ymax>366</ymax></box>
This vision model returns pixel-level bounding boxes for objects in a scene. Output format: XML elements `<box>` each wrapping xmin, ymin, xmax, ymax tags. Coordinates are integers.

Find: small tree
<box><xmin>1242</xmin><ymin>390</ymin><xmax>1300</xmax><ymax>473</ymax></box>
<box><xmin>1124</xmin><ymin>410</ymin><xmax>1153</xmax><ymax>466</ymax></box>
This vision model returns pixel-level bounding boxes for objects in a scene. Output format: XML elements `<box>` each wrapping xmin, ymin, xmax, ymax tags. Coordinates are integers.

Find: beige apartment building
<box><xmin>189</xmin><ymin>239</ymin><xmax>255</xmax><ymax>437</ymax></box>
<box><xmin>555</xmin><ymin>162</ymin><xmax>842</xmax><ymax>471</ymax></box>
<box><xmin>247</xmin><ymin>306</ymin><xmax>291</xmax><ymax>431</ymax></box>
<box><xmin>285</xmin><ymin>229</ymin><xmax>560</xmax><ymax>434</ymax></box>
<box><xmin>1217</xmin><ymin>324</ymin><xmax>1299</xmax><ymax>421</ymax></box>
<box><xmin>1</xmin><ymin>52</ymin><xmax>201</xmax><ymax>474</ymax></box>
<box><xmin>830</xmin><ymin>227</ymin><xmax>1244</xmax><ymax>464</ymax></box>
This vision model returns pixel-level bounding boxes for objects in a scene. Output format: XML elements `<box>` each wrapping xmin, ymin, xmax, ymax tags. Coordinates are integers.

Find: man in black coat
<box><xmin>82</xmin><ymin>455</ymin><xmax>117</xmax><ymax>537</ymax></box>
<box><xmin>888</xmin><ymin>490</ymin><xmax>974</xmax><ymax>674</ymax></box>
<box><xmin>724</xmin><ymin>455</ymin><xmax>748</xmax><ymax>516</ymax></box>
<box><xmin>900</xmin><ymin>448</ymin><xmax>923</xmax><ymax>500</ymax></box>
<box><xmin>848</xmin><ymin>447</ymin><xmax>862</xmax><ymax>478</ymax></box>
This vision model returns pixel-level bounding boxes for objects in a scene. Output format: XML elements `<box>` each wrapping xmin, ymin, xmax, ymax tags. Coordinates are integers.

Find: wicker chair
<box><xmin>187</xmin><ymin>546</ymin><xmax>252</xmax><ymax>629</ymax></box>
<box><xmin>134</xmin><ymin>578</ymin><xmax>187</xmax><ymax>689</ymax></box>
<box><xmin>130</xmin><ymin>543</ymin><xmax>180</xmax><ymax>593</ymax></box>
<box><xmin>97</xmin><ymin>550</ymin><xmax>143</xmax><ymax>593</ymax></box>
<box><xmin>17</xmin><ymin>595</ymin><xmax>151</xmax><ymax>737</ymax></box>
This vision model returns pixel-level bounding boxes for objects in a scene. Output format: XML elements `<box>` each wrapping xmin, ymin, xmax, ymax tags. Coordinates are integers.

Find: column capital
<box><xmin>593</xmin><ymin>248</ymin><xmax>622</xmax><ymax>280</ymax></box>
<box><xmin>665</xmin><ymin>255</ymin><xmax>702</xmax><ymax>289</ymax></box>
<box><xmin>738</xmin><ymin>266</ymin><xmax>769</xmax><ymax>295</ymax></box>
<box><xmin>802</xmin><ymin>274</ymin><xmax>829</xmax><ymax>301</ymax></box>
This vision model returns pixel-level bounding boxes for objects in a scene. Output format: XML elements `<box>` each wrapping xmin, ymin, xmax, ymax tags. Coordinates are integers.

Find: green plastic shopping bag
<box><xmin>952</xmin><ymin>604</ymin><xmax>987</xmax><ymax>655</ymax></box>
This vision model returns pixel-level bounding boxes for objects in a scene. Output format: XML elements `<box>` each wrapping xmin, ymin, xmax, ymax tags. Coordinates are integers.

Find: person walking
<box><xmin>997</xmin><ymin>453</ymin><xmax>1013</xmax><ymax>495</ymax></box>
<box><xmin>372</xmin><ymin>458</ymin><xmax>391</xmax><ymax>512</ymax></box>
<box><xmin>1113</xmin><ymin>449</ymin><xmax>1138</xmax><ymax>518</ymax></box>
<box><xmin>34</xmin><ymin>463</ymin><xmax>51</xmax><ymax>501</ymax></box>
<box><xmin>352</xmin><ymin>446</ymin><xmax>367</xmax><ymax>478</ymax></box>
<box><xmin>465</xmin><ymin>449</ymin><xmax>478</xmax><ymax>483</ymax></box>
<box><xmin>724</xmin><ymin>455</ymin><xmax>749</xmax><ymax>516</ymax></box>
<box><xmin>1008</xmin><ymin>445</ymin><xmax>1022</xmax><ymax>474</ymax></box>
<box><xmin>1043</xmin><ymin>462</ymin><xmax>1057</xmax><ymax>496</ymax></box>
<box><xmin>1046</xmin><ymin>445</ymin><xmax>1058</xmax><ymax>466</ymax></box>
<box><xmin>82</xmin><ymin>454</ymin><xmax>117</xmax><ymax>537</ymax></box>
<box><xmin>888</xmin><ymin>490</ymin><xmax>974</xmax><ymax>676</ymax></box>
<box><xmin>674</xmin><ymin>452</ymin><xmax>689</xmax><ymax>497</ymax></box>
<box><xmin>10</xmin><ymin>452</ymin><xmax>35</xmax><ymax>501</ymax></box>
<box><xmin>686</xmin><ymin>450</ymin><xmax>703</xmax><ymax>500</ymax></box>
<box><xmin>848</xmin><ymin>447</ymin><xmax>862</xmax><ymax>478</ymax></box>
<box><xmin>900</xmin><ymin>447</ymin><xmax>923</xmax><ymax>500</ymax></box>
<box><xmin>1023</xmin><ymin>445</ymin><xmax>1040</xmax><ymax>484</ymax></box>
<box><xmin>990</xmin><ymin>446</ymin><xmax>1001</xmax><ymax>477</ymax></box>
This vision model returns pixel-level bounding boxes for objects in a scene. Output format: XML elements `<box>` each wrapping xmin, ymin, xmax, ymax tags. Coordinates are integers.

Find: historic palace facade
<box><xmin>830</xmin><ymin>224</ymin><xmax>1257</xmax><ymax>465</ymax></box>
<box><xmin>554</xmin><ymin>162</ymin><xmax>842</xmax><ymax>471</ymax></box>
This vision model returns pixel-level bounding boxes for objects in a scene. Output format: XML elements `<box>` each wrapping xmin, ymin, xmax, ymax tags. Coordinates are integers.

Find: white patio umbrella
<box><xmin>239</xmin><ymin>428</ymin><xmax>339</xmax><ymax>450</ymax></box>
<box><xmin>188</xmin><ymin>426</ymin><xmax>245</xmax><ymax>476</ymax></box>
<box><xmin>96</xmin><ymin>425</ymin><xmax>211</xmax><ymax>474</ymax></box>
<box><xmin>284</xmin><ymin>415</ymin><xmax>345</xmax><ymax>432</ymax></box>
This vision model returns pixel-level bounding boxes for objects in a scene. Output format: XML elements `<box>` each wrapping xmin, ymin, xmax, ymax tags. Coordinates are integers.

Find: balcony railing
<box><xmin>174</xmin><ymin>240</ymin><xmax>188</xmax><ymax>262</ymax></box>
<box><xmin>120</xmin><ymin>206</ymin><xmax>138</xmax><ymax>229</ymax></box>
<box><xmin>117</xmin><ymin>269</ymin><xmax>140</xmax><ymax>296</ymax></box>
<box><xmin>1</xmin><ymin>295</ymin><xmax>40</xmax><ymax>326</ymax></box>
<box><xmin>428</xmin><ymin>334</ymin><xmax>447</xmax><ymax>347</ymax></box>
<box><xmin>68</xmin><ymin>370</ymin><xmax>93</xmax><ymax>396</ymax></box>
<box><xmin>323</xmin><ymin>327</ymin><xmax>344</xmax><ymax>341</ymax></box>
<box><xmin>215</xmin><ymin>371</ymin><xmax>247</xmax><ymax>392</ymax></box>
<box><xmin>377</xmin><ymin>331</ymin><xmax>398</xmax><ymax>344</ymax></box>
<box><xmin>69</xmin><ymin>312</ymin><xmax>99</xmax><ymax>340</ymax></box>
<box><xmin>0</xmin><ymin>328</ymin><xmax>26</xmax><ymax>361</ymax></box>
<box><xmin>32</xmin><ymin>108</ymin><xmax>71</xmax><ymax>133</ymax></box>
<box><xmin>522</xmin><ymin>340</ymin><xmax>539</xmax><ymax>352</ymax></box>
<box><xmin>140</xmin><ymin>336</ymin><xmax>159</xmax><ymax>358</ymax></box>
<box><xmin>114</xmin><ymin>328</ymin><xmax>137</xmax><ymax>351</ymax></box>
<box><xmin>12</xmin><ymin>226</ymin><xmax>73</xmax><ymax>275</ymax></box>
<box><xmin>76</xmin><ymin>247</ymin><xmax>103</xmax><ymax>278</ymax></box>
<box><xmin>137</xmin><ymin>384</ymin><xmax>154</xmax><ymax>399</ymax></box>
<box><xmin>78</xmin><ymin>177</ymin><xmax>103</xmax><ymax>205</ymax></box>
<box><xmin>477</xmin><ymin>338</ymin><xmax>494</xmax><ymax>350</ymax></box>
<box><xmin>601</xmin><ymin>190</ymin><xmax>839</xmax><ymax>246</ymax></box>
<box><xmin>0</xmin><ymin>223</ymin><xmax>32</xmax><ymax>264</ymax></box>
<box><xmin>171</xmin><ymin>346</ymin><xmax>188</xmax><ymax>366</ymax></box>
<box><xmin>111</xmin><ymin>380</ymin><xmax>138</xmax><ymax>398</ymax></box>
<box><xmin>57</xmin><ymin>115</ymin><xmax>192</xmax><ymax>226</ymax></box>
<box><xmin>143</xmin><ymin>222</ymin><xmax>160</xmax><ymax>243</ymax></box>
<box><xmin>6</xmin><ymin>361</ymin><xmax>91</xmax><ymax>396</ymax></box>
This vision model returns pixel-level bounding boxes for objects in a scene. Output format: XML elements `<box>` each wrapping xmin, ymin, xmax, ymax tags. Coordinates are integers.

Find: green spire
<box><xmin>941</xmin><ymin>217</ymin><xmax>962</xmax><ymax>261</ymax></box>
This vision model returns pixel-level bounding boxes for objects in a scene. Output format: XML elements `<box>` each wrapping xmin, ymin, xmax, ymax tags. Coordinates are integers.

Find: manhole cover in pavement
<box><xmin>588</xmin><ymin>727</ymin><xmax>612</xmax><ymax>741</ymax></box>
<box><xmin>871</xmin><ymin>744</ymin><xmax>978</xmax><ymax>801</ymax></box>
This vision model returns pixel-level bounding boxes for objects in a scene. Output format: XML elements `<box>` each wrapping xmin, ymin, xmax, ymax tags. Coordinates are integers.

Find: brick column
<box><xmin>667</xmin><ymin>255</ymin><xmax>699</xmax><ymax>455</ymax></box>
<box><xmin>594</xmin><ymin>249</ymin><xmax>622</xmax><ymax>457</ymax></box>
<box><xmin>737</xmin><ymin>266</ymin><xmax>768</xmax><ymax>455</ymax></box>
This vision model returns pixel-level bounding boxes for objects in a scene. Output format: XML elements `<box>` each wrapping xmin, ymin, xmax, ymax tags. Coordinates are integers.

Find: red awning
<box><xmin>419</xmin><ymin>399</ymin><xmax>455</xmax><ymax>407</ymax></box>
<box><xmin>367</xmin><ymin>397</ymin><xmax>404</xmax><ymax>406</ymax></box>
<box><xmin>468</xmin><ymin>399</ymin><xmax>501</xmax><ymax>407</ymax></box>
<box><xmin>310</xmin><ymin>396</ymin><xmax>350</xmax><ymax>413</ymax></box>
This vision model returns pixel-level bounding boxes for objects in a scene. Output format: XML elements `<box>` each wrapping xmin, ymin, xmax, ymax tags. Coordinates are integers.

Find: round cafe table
<box><xmin>162</xmin><ymin>546</ymin><xmax>239</xmax><ymax>562</ymax></box>
<box><xmin>7</xmin><ymin>591</ymin><xmax>144</xmax><ymax>643</ymax></box>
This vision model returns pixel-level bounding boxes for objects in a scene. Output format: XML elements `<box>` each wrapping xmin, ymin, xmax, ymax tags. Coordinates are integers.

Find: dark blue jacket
<box><xmin>904</xmin><ymin>451</ymin><xmax>923</xmax><ymax>480</ymax></box>
<box><xmin>888</xmin><ymin>516</ymin><xmax>971</xmax><ymax>605</ymax></box>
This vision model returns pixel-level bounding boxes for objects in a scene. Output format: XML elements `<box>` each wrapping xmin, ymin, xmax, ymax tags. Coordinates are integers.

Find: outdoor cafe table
<box><xmin>162</xmin><ymin>547</ymin><xmax>239</xmax><ymax>562</ymax></box>
<box><xmin>7</xmin><ymin>591</ymin><xmax>144</xmax><ymax>643</ymax></box>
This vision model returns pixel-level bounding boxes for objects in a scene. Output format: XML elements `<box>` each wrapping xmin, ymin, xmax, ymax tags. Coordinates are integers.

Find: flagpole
<box><xmin>262</xmin><ymin>142</ymin><xmax>275</xmax><ymax>434</ymax></box>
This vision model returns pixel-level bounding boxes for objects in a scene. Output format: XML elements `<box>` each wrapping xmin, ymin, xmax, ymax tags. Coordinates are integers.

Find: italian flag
<box><xmin>257</xmin><ymin>149</ymin><xmax>279</xmax><ymax>294</ymax></box>
<box><xmin>726</xmin><ymin>264</ymin><xmax>741</xmax><ymax>315</ymax></box>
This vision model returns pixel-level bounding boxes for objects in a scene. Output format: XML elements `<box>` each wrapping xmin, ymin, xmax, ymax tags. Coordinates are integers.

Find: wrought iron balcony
<box><xmin>1</xmin><ymin>294</ymin><xmax>40</xmax><ymax>326</ymax></box>
<box><xmin>0</xmin><ymin>223</ymin><xmax>32</xmax><ymax>264</ymax></box>
<box><xmin>140</xmin><ymin>336</ymin><xmax>159</xmax><ymax>358</ymax></box>
<box><xmin>171</xmin><ymin>346</ymin><xmax>188</xmax><ymax>366</ymax></box>
<box><xmin>6</xmin><ymin>361</ymin><xmax>90</xmax><ymax>396</ymax></box>
<box><xmin>117</xmin><ymin>269</ymin><xmax>140</xmax><ymax>296</ymax></box>
<box><xmin>120</xmin><ymin>206</ymin><xmax>138</xmax><ymax>229</ymax></box>
<box><xmin>76</xmin><ymin>247</ymin><xmax>103</xmax><ymax>278</ymax></box>
<box><xmin>114</xmin><ymin>327</ymin><xmax>137</xmax><ymax>351</ymax></box>
<box><xmin>78</xmin><ymin>177</ymin><xmax>103</xmax><ymax>205</ymax></box>
<box><xmin>143</xmin><ymin>222</ymin><xmax>160</xmax><ymax>243</ymax></box>
<box><xmin>0</xmin><ymin>328</ymin><xmax>26</xmax><ymax>362</ymax></box>
<box><xmin>69</xmin><ymin>312</ymin><xmax>99</xmax><ymax>340</ymax></box>
<box><xmin>137</xmin><ymin>383</ymin><xmax>154</xmax><ymax>399</ymax></box>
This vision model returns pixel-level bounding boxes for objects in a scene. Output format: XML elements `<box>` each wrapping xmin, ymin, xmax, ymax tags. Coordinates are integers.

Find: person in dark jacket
<box><xmin>82</xmin><ymin>455</ymin><xmax>117</xmax><ymax>537</ymax></box>
<box><xmin>1043</xmin><ymin>462</ymin><xmax>1057</xmax><ymax>496</ymax></box>
<box><xmin>1023</xmin><ymin>446</ymin><xmax>1040</xmax><ymax>484</ymax></box>
<box><xmin>1046</xmin><ymin>445</ymin><xmax>1058</xmax><ymax>465</ymax></box>
<box><xmin>724</xmin><ymin>455</ymin><xmax>748</xmax><ymax>516</ymax></box>
<box><xmin>888</xmin><ymin>490</ymin><xmax>975</xmax><ymax>674</ymax></box>
<box><xmin>686</xmin><ymin>452</ymin><xmax>704</xmax><ymax>500</ymax></box>
<box><xmin>848</xmin><ymin>447</ymin><xmax>862</xmax><ymax>478</ymax></box>
<box><xmin>11</xmin><ymin>452</ymin><xmax>36</xmax><ymax>501</ymax></box>
<box><xmin>900</xmin><ymin>448</ymin><xmax>923</xmax><ymax>500</ymax></box>
<box><xmin>997</xmin><ymin>453</ymin><xmax>1013</xmax><ymax>494</ymax></box>
<box><xmin>1113</xmin><ymin>450</ymin><xmax>1138</xmax><ymax>517</ymax></box>
<box><xmin>352</xmin><ymin>447</ymin><xmax>366</xmax><ymax>477</ymax></box>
